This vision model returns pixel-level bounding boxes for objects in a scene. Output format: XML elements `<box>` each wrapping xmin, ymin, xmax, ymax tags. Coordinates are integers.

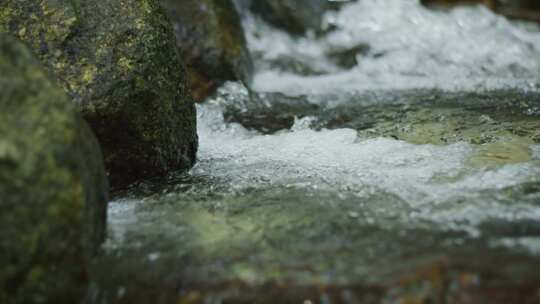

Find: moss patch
<box><xmin>0</xmin><ymin>33</ymin><xmax>107</xmax><ymax>303</ymax></box>
<box><xmin>0</xmin><ymin>0</ymin><xmax>198</xmax><ymax>187</ymax></box>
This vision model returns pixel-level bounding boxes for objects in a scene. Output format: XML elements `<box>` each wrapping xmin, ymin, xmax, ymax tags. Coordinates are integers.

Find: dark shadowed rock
<box><xmin>160</xmin><ymin>0</ymin><xmax>253</xmax><ymax>102</ymax></box>
<box><xmin>0</xmin><ymin>33</ymin><xmax>108</xmax><ymax>303</ymax></box>
<box><xmin>250</xmin><ymin>0</ymin><xmax>327</xmax><ymax>35</ymax></box>
<box><xmin>264</xmin><ymin>54</ymin><xmax>329</xmax><ymax>76</ymax></box>
<box><xmin>326</xmin><ymin>43</ymin><xmax>371</xmax><ymax>69</ymax></box>
<box><xmin>0</xmin><ymin>0</ymin><xmax>198</xmax><ymax>187</ymax></box>
<box><xmin>240</xmin><ymin>0</ymin><xmax>354</xmax><ymax>35</ymax></box>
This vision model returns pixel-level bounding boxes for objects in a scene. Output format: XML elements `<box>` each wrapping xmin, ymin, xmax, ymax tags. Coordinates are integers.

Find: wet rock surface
<box><xmin>221</xmin><ymin>88</ymin><xmax>540</xmax><ymax>143</ymax></box>
<box><xmin>160</xmin><ymin>0</ymin><xmax>253</xmax><ymax>102</ymax></box>
<box><xmin>97</xmin><ymin>190</ymin><xmax>540</xmax><ymax>303</ymax></box>
<box><xmin>257</xmin><ymin>54</ymin><xmax>331</xmax><ymax>76</ymax></box>
<box><xmin>247</xmin><ymin>0</ymin><xmax>329</xmax><ymax>35</ymax></box>
<box><xmin>0</xmin><ymin>33</ymin><xmax>108</xmax><ymax>303</ymax></box>
<box><xmin>0</xmin><ymin>0</ymin><xmax>198</xmax><ymax>187</ymax></box>
<box><xmin>325</xmin><ymin>43</ymin><xmax>371</xmax><ymax>69</ymax></box>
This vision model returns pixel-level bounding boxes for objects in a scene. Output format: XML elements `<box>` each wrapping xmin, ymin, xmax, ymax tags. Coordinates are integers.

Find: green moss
<box><xmin>0</xmin><ymin>33</ymin><xmax>107</xmax><ymax>303</ymax></box>
<box><xmin>0</xmin><ymin>0</ymin><xmax>197</xmax><ymax>187</ymax></box>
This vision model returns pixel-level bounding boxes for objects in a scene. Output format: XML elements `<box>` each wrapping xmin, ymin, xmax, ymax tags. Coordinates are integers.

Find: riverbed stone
<box><xmin>160</xmin><ymin>0</ymin><xmax>253</xmax><ymax>102</ymax></box>
<box><xmin>0</xmin><ymin>0</ymin><xmax>198</xmax><ymax>187</ymax></box>
<box><xmin>0</xmin><ymin>33</ymin><xmax>108</xmax><ymax>303</ymax></box>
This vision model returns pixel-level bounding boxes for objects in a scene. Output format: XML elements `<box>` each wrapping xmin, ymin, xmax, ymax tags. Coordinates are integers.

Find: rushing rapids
<box><xmin>99</xmin><ymin>1</ymin><xmax>540</xmax><ymax>303</ymax></box>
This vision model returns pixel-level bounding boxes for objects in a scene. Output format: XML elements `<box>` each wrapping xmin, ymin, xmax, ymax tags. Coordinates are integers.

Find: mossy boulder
<box><xmin>0</xmin><ymin>0</ymin><xmax>198</xmax><ymax>187</ymax></box>
<box><xmin>160</xmin><ymin>0</ymin><xmax>253</xmax><ymax>101</ymax></box>
<box><xmin>0</xmin><ymin>33</ymin><xmax>108</xmax><ymax>303</ymax></box>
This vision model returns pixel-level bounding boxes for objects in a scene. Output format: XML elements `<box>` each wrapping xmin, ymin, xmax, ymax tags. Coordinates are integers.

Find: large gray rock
<box><xmin>0</xmin><ymin>33</ymin><xmax>108</xmax><ymax>303</ymax></box>
<box><xmin>0</xmin><ymin>0</ymin><xmax>198</xmax><ymax>187</ymax></box>
<box><xmin>160</xmin><ymin>0</ymin><xmax>253</xmax><ymax>101</ymax></box>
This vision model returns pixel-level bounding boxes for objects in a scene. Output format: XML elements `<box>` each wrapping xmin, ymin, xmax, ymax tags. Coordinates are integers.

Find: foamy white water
<box><xmin>246</xmin><ymin>0</ymin><xmax>540</xmax><ymax>94</ymax></box>
<box><xmin>193</xmin><ymin>83</ymin><xmax>540</xmax><ymax>238</ymax></box>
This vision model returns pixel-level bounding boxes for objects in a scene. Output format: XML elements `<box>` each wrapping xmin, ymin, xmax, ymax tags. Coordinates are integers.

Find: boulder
<box><xmin>160</xmin><ymin>0</ymin><xmax>253</xmax><ymax>101</ymax></box>
<box><xmin>326</xmin><ymin>43</ymin><xmax>371</xmax><ymax>69</ymax></box>
<box><xmin>240</xmin><ymin>0</ymin><xmax>354</xmax><ymax>36</ymax></box>
<box><xmin>248</xmin><ymin>0</ymin><xmax>328</xmax><ymax>36</ymax></box>
<box><xmin>0</xmin><ymin>0</ymin><xmax>198</xmax><ymax>187</ymax></box>
<box><xmin>0</xmin><ymin>33</ymin><xmax>108</xmax><ymax>303</ymax></box>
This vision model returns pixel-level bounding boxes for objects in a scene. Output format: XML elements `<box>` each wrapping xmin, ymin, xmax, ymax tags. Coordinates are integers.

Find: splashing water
<box><xmin>102</xmin><ymin>1</ymin><xmax>540</xmax><ymax>301</ymax></box>
<box><xmin>247</xmin><ymin>0</ymin><xmax>540</xmax><ymax>94</ymax></box>
<box><xmin>193</xmin><ymin>82</ymin><xmax>540</xmax><ymax>237</ymax></box>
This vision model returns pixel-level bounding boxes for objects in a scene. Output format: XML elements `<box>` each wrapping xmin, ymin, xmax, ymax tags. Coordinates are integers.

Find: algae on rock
<box><xmin>160</xmin><ymin>0</ymin><xmax>253</xmax><ymax>101</ymax></box>
<box><xmin>0</xmin><ymin>0</ymin><xmax>198</xmax><ymax>187</ymax></box>
<box><xmin>0</xmin><ymin>33</ymin><xmax>108</xmax><ymax>303</ymax></box>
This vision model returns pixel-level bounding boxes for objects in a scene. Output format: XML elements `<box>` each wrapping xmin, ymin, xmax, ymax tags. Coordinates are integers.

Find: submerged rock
<box><xmin>421</xmin><ymin>0</ymin><xmax>497</xmax><ymax>9</ymax></box>
<box><xmin>326</xmin><ymin>43</ymin><xmax>371</xmax><ymax>69</ymax></box>
<box><xmin>0</xmin><ymin>0</ymin><xmax>198</xmax><ymax>187</ymax></box>
<box><xmin>258</xmin><ymin>54</ymin><xmax>331</xmax><ymax>76</ymax></box>
<box><xmin>160</xmin><ymin>0</ymin><xmax>253</xmax><ymax>102</ymax></box>
<box><xmin>0</xmin><ymin>33</ymin><xmax>108</xmax><ymax>303</ymax></box>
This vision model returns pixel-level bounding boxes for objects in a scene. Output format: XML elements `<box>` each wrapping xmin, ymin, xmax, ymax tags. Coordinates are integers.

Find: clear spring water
<box><xmin>103</xmin><ymin>0</ymin><xmax>540</xmax><ymax>301</ymax></box>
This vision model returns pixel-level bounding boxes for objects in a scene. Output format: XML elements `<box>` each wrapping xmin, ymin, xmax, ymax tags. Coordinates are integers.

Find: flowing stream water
<box><xmin>97</xmin><ymin>1</ymin><xmax>540</xmax><ymax>303</ymax></box>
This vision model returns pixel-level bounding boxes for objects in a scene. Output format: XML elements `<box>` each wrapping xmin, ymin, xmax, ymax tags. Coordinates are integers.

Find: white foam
<box><xmin>246</xmin><ymin>0</ymin><xmax>540</xmax><ymax>94</ymax></box>
<box><xmin>195</xmin><ymin>102</ymin><xmax>539</xmax><ymax>207</ymax></box>
<box><xmin>191</xmin><ymin>79</ymin><xmax>540</xmax><ymax>238</ymax></box>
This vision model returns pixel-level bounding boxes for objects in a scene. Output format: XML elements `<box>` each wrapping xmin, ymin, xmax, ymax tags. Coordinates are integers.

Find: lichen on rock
<box><xmin>0</xmin><ymin>0</ymin><xmax>198</xmax><ymax>187</ymax></box>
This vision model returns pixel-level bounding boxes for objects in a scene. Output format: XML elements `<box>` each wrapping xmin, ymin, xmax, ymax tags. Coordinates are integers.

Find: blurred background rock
<box><xmin>421</xmin><ymin>0</ymin><xmax>540</xmax><ymax>22</ymax></box>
